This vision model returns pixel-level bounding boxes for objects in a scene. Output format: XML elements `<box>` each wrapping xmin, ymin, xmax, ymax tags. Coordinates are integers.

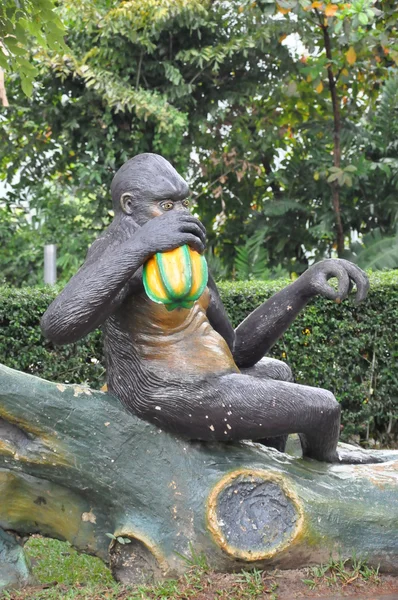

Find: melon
<box><xmin>143</xmin><ymin>245</ymin><xmax>208</xmax><ymax>311</ymax></box>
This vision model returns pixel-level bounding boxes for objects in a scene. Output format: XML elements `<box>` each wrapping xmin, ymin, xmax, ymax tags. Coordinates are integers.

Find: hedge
<box><xmin>0</xmin><ymin>271</ymin><xmax>397</xmax><ymax>443</ymax></box>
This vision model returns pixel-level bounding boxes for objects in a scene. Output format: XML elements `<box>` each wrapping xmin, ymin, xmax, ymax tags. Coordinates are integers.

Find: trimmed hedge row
<box><xmin>0</xmin><ymin>286</ymin><xmax>104</xmax><ymax>389</ymax></box>
<box><xmin>0</xmin><ymin>271</ymin><xmax>397</xmax><ymax>443</ymax></box>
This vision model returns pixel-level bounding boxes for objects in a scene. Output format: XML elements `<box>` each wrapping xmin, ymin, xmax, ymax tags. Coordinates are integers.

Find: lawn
<box><xmin>2</xmin><ymin>537</ymin><xmax>398</xmax><ymax>600</ymax></box>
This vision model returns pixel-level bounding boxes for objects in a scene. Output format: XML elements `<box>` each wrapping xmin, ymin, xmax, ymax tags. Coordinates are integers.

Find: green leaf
<box><xmin>0</xmin><ymin>51</ymin><xmax>8</xmax><ymax>69</ymax></box>
<box><xmin>334</xmin><ymin>19</ymin><xmax>343</xmax><ymax>34</ymax></box>
<box><xmin>277</xmin><ymin>0</ymin><xmax>297</xmax><ymax>9</ymax></box>
<box><xmin>20</xmin><ymin>74</ymin><xmax>33</xmax><ymax>96</ymax></box>
<box><xmin>327</xmin><ymin>173</ymin><xmax>339</xmax><ymax>183</ymax></box>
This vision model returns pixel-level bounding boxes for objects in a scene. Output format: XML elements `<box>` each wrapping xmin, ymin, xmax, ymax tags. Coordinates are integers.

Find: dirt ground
<box><xmin>171</xmin><ymin>569</ymin><xmax>398</xmax><ymax>600</ymax></box>
<box><xmin>257</xmin><ymin>568</ymin><xmax>398</xmax><ymax>599</ymax></box>
<box><xmin>5</xmin><ymin>567</ymin><xmax>398</xmax><ymax>600</ymax></box>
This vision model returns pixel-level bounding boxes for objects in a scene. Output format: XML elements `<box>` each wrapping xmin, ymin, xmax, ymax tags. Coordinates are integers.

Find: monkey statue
<box><xmin>41</xmin><ymin>153</ymin><xmax>373</xmax><ymax>463</ymax></box>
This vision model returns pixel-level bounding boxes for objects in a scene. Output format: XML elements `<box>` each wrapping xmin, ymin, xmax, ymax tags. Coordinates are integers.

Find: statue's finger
<box><xmin>336</xmin><ymin>268</ymin><xmax>351</xmax><ymax>301</ymax></box>
<box><xmin>338</xmin><ymin>260</ymin><xmax>369</xmax><ymax>303</ymax></box>
<box><xmin>180</xmin><ymin>233</ymin><xmax>205</xmax><ymax>254</ymax></box>
<box><xmin>322</xmin><ymin>263</ymin><xmax>351</xmax><ymax>301</ymax></box>
<box><xmin>314</xmin><ymin>271</ymin><xmax>348</xmax><ymax>302</ymax></box>
<box><xmin>175</xmin><ymin>213</ymin><xmax>207</xmax><ymax>235</ymax></box>
<box><xmin>312</xmin><ymin>260</ymin><xmax>351</xmax><ymax>301</ymax></box>
<box><xmin>179</xmin><ymin>222</ymin><xmax>207</xmax><ymax>243</ymax></box>
<box><xmin>318</xmin><ymin>283</ymin><xmax>341</xmax><ymax>302</ymax></box>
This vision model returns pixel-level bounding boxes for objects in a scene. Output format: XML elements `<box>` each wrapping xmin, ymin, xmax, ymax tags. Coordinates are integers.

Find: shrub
<box><xmin>0</xmin><ymin>286</ymin><xmax>104</xmax><ymax>388</ymax></box>
<box><xmin>0</xmin><ymin>271</ymin><xmax>396</xmax><ymax>443</ymax></box>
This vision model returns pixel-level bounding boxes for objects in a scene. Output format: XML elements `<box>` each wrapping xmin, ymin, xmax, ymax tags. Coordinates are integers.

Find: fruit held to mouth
<box><xmin>143</xmin><ymin>245</ymin><xmax>208</xmax><ymax>311</ymax></box>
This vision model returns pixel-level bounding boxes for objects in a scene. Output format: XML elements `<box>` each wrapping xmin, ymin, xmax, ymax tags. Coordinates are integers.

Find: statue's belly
<box><xmin>125</xmin><ymin>289</ymin><xmax>239</xmax><ymax>376</ymax></box>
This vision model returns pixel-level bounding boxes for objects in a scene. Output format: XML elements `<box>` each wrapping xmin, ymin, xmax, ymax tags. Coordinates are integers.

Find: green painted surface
<box><xmin>0</xmin><ymin>529</ymin><xmax>33</xmax><ymax>589</ymax></box>
<box><xmin>0</xmin><ymin>363</ymin><xmax>398</xmax><ymax>591</ymax></box>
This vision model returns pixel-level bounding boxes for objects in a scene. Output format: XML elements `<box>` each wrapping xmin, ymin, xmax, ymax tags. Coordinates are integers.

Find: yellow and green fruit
<box><xmin>143</xmin><ymin>245</ymin><xmax>208</xmax><ymax>311</ymax></box>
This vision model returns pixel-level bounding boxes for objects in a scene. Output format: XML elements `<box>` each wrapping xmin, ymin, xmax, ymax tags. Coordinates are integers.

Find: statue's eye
<box><xmin>161</xmin><ymin>201</ymin><xmax>174</xmax><ymax>211</ymax></box>
<box><xmin>182</xmin><ymin>199</ymin><xmax>189</xmax><ymax>208</ymax></box>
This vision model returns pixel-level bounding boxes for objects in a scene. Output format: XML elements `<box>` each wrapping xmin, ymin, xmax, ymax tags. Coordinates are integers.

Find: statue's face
<box><xmin>111</xmin><ymin>154</ymin><xmax>191</xmax><ymax>225</ymax></box>
<box><xmin>120</xmin><ymin>194</ymin><xmax>191</xmax><ymax>226</ymax></box>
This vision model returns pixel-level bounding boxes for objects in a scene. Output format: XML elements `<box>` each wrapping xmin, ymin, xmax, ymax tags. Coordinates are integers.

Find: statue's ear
<box><xmin>120</xmin><ymin>193</ymin><xmax>134</xmax><ymax>215</ymax></box>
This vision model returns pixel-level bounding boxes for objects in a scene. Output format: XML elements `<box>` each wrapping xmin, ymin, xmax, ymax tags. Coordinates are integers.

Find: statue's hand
<box><xmin>135</xmin><ymin>212</ymin><xmax>207</xmax><ymax>257</ymax></box>
<box><xmin>301</xmin><ymin>259</ymin><xmax>369</xmax><ymax>304</ymax></box>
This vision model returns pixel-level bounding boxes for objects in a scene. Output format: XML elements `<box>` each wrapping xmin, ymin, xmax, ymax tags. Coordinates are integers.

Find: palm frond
<box><xmin>353</xmin><ymin>229</ymin><xmax>398</xmax><ymax>271</ymax></box>
<box><xmin>373</xmin><ymin>72</ymin><xmax>398</xmax><ymax>150</ymax></box>
<box><xmin>235</xmin><ymin>226</ymin><xmax>269</xmax><ymax>280</ymax></box>
<box><xmin>205</xmin><ymin>247</ymin><xmax>229</xmax><ymax>281</ymax></box>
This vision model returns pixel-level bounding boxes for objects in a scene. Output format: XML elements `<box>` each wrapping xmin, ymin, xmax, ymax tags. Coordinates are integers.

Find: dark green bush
<box><xmin>0</xmin><ymin>271</ymin><xmax>397</xmax><ymax>443</ymax></box>
<box><xmin>0</xmin><ymin>286</ymin><xmax>104</xmax><ymax>388</ymax></box>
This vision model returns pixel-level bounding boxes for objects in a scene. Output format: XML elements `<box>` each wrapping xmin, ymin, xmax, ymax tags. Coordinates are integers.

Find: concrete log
<box><xmin>0</xmin><ymin>363</ymin><xmax>397</xmax><ymax>591</ymax></box>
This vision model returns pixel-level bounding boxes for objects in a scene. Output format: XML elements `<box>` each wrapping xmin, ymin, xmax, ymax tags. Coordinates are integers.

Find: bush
<box><xmin>0</xmin><ymin>271</ymin><xmax>397</xmax><ymax>443</ymax></box>
<box><xmin>0</xmin><ymin>286</ymin><xmax>104</xmax><ymax>388</ymax></box>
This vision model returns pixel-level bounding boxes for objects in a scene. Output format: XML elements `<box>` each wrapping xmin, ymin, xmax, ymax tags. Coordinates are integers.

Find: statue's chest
<box><xmin>121</xmin><ymin>287</ymin><xmax>210</xmax><ymax>336</ymax></box>
<box><xmin>117</xmin><ymin>288</ymin><xmax>237</xmax><ymax>375</ymax></box>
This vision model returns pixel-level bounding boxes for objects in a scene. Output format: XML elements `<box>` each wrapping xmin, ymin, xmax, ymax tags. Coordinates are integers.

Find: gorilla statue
<box><xmin>41</xmin><ymin>153</ymin><xmax>371</xmax><ymax>463</ymax></box>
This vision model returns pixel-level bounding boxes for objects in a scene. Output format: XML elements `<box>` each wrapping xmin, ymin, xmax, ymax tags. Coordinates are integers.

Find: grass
<box><xmin>302</xmin><ymin>554</ymin><xmax>381</xmax><ymax>590</ymax></box>
<box><xmin>1</xmin><ymin>538</ymin><xmax>385</xmax><ymax>600</ymax></box>
<box><xmin>3</xmin><ymin>538</ymin><xmax>274</xmax><ymax>600</ymax></box>
<box><xmin>24</xmin><ymin>537</ymin><xmax>114</xmax><ymax>587</ymax></box>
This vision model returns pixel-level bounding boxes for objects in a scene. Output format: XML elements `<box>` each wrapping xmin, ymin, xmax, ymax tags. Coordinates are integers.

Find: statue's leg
<box><xmin>136</xmin><ymin>374</ymin><xmax>341</xmax><ymax>462</ymax></box>
<box><xmin>240</xmin><ymin>358</ymin><xmax>293</xmax><ymax>452</ymax></box>
<box><xmin>257</xmin><ymin>433</ymin><xmax>289</xmax><ymax>452</ymax></box>
<box><xmin>240</xmin><ymin>357</ymin><xmax>293</xmax><ymax>383</ymax></box>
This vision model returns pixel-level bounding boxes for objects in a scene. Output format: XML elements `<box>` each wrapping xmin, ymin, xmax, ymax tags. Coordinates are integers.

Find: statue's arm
<box><xmin>41</xmin><ymin>213</ymin><xmax>206</xmax><ymax>345</ymax></box>
<box><xmin>40</xmin><ymin>231</ymin><xmax>149</xmax><ymax>345</ymax></box>
<box><xmin>207</xmin><ymin>259</ymin><xmax>369</xmax><ymax>369</ymax></box>
<box><xmin>206</xmin><ymin>274</ymin><xmax>307</xmax><ymax>364</ymax></box>
<box><xmin>206</xmin><ymin>274</ymin><xmax>236</xmax><ymax>352</ymax></box>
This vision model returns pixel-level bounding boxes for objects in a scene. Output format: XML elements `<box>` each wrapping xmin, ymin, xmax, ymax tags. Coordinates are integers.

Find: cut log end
<box><xmin>109</xmin><ymin>535</ymin><xmax>164</xmax><ymax>585</ymax></box>
<box><xmin>207</xmin><ymin>469</ymin><xmax>304</xmax><ymax>561</ymax></box>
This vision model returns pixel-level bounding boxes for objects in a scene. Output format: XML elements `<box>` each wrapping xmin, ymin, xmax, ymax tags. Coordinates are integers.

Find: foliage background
<box><xmin>0</xmin><ymin>1</ymin><xmax>397</xmax><ymax>443</ymax></box>
<box><xmin>1</xmin><ymin>0</ymin><xmax>398</xmax><ymax>285</ymax></box>
<box><xmin>1</xmin><ymin>271</ymin><xmax>397</xmax><ymax>444</ymax></box>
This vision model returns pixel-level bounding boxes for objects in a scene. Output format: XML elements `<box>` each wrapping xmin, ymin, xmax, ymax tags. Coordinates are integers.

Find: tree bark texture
<box><xmin>0</xmin><ymin>364</ymin><xmax>398</xmax><ymax>591</ymax></box>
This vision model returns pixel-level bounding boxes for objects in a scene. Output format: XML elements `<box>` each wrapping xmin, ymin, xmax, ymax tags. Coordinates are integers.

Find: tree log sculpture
<box><xmin>1</xmin><ymin>363</ymin><xmax>398</xmax><ymax>591</ymax></box>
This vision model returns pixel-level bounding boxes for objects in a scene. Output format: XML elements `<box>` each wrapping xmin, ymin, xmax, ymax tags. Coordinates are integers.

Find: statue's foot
<box><xmin>330</xmin><ymin>448</ymin><xmax>384</xmax><ymax>464</ymax></box>
<box><xmin>303</xmin><ymin>444</ymin><xmax>388</xmax><ymax>464</ymax></box>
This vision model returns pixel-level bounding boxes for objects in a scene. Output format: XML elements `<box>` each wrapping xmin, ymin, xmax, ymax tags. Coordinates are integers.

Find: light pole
<box><xmin>44</xmin><ymin>244</ymin><xmax>57</xmax><ymax>285</ymax></box>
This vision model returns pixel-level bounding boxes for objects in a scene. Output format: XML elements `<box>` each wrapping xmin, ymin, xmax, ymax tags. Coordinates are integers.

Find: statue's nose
<box><xmin>175</xmin><ymin>204</ymin><xmax>190</xmax><ymax>213</ymax></box>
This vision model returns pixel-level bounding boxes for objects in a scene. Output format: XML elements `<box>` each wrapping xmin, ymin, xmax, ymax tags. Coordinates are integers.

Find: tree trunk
<box><xmin>318</xmin><ymin>11</ymin><xmax>345</xmax><ymax>256</ymax></box>
<box><xmin>1</xmin><ymin>363</ymin><xmax>398</xmax><ymax>591</ymax></box>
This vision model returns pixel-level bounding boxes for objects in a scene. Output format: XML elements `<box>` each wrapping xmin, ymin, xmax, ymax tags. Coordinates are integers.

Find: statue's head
<box><xmin>111</xmin><ymin>153</ymin><xmax>190</xmax><ymax>225</ymax></box>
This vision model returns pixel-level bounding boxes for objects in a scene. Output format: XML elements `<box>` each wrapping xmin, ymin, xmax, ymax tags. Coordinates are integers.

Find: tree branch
<box><xmin>135</xmin><ymin>50</ymin><xmax>144</xmax><ymax>90</ymax></box>
<box><xmin>315</xmin><ymin>9</ymin><xmax>344</xmax><ymax>256</ymax></box>
<box><xmin>0</xmin><ymin>68</ymin><xmax>8</xmax><ymax>107</ymax></box>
